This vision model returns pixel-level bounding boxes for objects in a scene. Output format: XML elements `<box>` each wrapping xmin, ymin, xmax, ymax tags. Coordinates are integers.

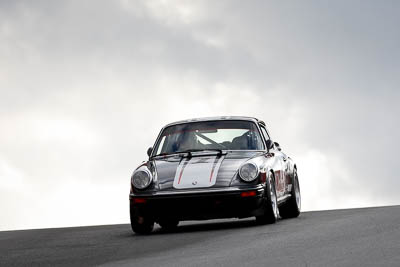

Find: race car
<box><xmin>129</xmin><ymin>116</ymin><xmax>301</xmax><ymax>234</ymax></box>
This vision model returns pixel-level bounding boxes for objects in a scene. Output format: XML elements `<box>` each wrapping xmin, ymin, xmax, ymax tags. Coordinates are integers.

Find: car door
<box><xmin>271</xmin><ymin>142</ymin><xmax>289</xmax><ymax>198</ymax></box>
<box><xmin>259</xmin><ymin>125</ymin><xmax>286</xmax><ymax>198</ymax></box>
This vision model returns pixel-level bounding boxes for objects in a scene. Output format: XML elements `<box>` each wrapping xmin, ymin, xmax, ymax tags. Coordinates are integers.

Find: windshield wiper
<box><xmin>151</xmin><ymin>149</ymin><xmax>224</xmax><ymax>159</ymax></box>
<box><xmin>176</xmin><ymin>148</ymin><xmax>224</xmax><ymax>158</ymax></box>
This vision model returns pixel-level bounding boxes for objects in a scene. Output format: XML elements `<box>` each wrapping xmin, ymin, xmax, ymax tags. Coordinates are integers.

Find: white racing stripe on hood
<box><xmin>173</xmin><ymin>155</ymin><xmax>224</xmax><ymax>189</ymax></box>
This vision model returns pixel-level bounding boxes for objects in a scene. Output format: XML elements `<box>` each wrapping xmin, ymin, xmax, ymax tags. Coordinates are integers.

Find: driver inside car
<box><xmin>177</xmin><ymin>131</ymin><xmax>199</xmax><ymax>151</ymax></box>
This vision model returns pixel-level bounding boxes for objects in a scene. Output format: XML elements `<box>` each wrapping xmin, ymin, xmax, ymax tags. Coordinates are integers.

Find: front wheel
<box><xmin>256</xmin><ymin>172</ymin><xmax>278</xmax><ymax>225</ymax></box>
<box><xmin>130</xmin><ymin>205</ymin><xmax>154</xmax><ymax>234</ymax></box>
<box><xmin>279</xmin><ymin>169</ymin><xmax>301</xmax><ymax>219</ymax></box>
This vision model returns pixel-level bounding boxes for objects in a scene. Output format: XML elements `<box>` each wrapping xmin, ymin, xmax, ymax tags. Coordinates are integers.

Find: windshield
<box><xmin>153</xmin><ymin>120</ymin><xmax>264</xmax><ymax>156</ymax></box>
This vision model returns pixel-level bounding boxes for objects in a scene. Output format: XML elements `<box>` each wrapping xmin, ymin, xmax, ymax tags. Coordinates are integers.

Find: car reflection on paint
<box><xmin>129</xmin><ymin>116</ymin><xmax>301</xmax><ymax>234</ymax></box>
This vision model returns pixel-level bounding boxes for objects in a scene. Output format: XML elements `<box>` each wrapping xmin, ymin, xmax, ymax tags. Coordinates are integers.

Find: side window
<box><xmin>260</xmin><ymin>126</ymin><xmax>270</xmax><ymax>142</ymax></box>
<box><xmin>155</xmin><ymin>136</ymin><xmax>166</xmax><ymax>155</ymax></box>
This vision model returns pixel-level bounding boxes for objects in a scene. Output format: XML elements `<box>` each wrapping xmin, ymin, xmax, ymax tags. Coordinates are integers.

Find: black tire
<box><xmin>130</xmin><ymin>205</ymin><xmax>154</xmax><ymax>234</ymax></box>
<box><xmin>256</xmin><ymin>172</ymin><xmax>278</xmax><ymax>225</ymax></box>
<box><xmin>279</xmin><ymin>169</ymin><xmax>301</xmax><ymax>219</ymax></box>
<box><xmin>158</xmin><ymin>219</ymin><xmax>179</xmax><ymax>231</ymax></box>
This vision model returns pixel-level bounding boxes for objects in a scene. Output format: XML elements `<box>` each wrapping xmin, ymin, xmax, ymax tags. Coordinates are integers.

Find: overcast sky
<box><xmin>1</xmin><ymin>0</ymin><xmax>399</xmax><ymax>231</ymax></box>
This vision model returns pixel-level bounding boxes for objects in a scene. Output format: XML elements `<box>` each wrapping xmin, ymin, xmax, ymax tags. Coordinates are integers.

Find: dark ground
<box><xmin>0</xmin><ymin>206</ymin><xmax>399</xmax><ymax>266</ymax></box>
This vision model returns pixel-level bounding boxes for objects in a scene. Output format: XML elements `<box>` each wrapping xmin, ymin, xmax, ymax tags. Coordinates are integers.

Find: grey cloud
<box><xmin>1</xmin><ymin>0</ymin><xmax>399</xmax><ymax>230</ymax></box>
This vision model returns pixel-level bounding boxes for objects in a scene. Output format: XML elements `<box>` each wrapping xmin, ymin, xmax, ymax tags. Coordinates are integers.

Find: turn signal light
<box><xmin>241</xmin><ymin>191</ymin><xmax>257</xmax><ymax>197</ymax></box>
<box><xmin>133</xmin><ymin>198</ymin><xmax>147</xmax><ymax>204</ymax></box>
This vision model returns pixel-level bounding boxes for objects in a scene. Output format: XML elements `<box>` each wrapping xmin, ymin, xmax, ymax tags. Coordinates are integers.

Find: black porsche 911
<box><xmin>129</xmin><ymin>116</ymin><xmax>300</xmax><ymax>234</ymax></box>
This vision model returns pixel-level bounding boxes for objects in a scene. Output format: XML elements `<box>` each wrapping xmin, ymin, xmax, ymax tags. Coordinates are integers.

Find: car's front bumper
<box><xmin>129</xmin><ymin>185</ymin><xmax>266</xmax><ymax>221</ymax></box>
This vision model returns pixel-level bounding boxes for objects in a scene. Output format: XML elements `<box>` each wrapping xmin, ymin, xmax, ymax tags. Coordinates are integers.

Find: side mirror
<box><xmin>147</xmin><ymin>147</ymin><xmax>153</xmax><ymax>157</ymax></box>
<box><xmin>274</xmin><ymin>142</ymin><xmax>282</xmax><ymax>151</ymax></box>
<box><xmin>265</xmin><ymin>139</ymin><xmax>274</xmax><ymax>150</ymax></box>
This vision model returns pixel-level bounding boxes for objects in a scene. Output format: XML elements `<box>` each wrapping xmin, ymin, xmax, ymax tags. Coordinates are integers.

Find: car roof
<box><xmin>163</xmin><ymin>116</ymin><xmax>264</xmax><ymax>127</ymax></box>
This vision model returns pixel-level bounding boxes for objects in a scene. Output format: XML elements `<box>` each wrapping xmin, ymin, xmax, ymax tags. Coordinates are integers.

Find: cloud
<box><xmin>0</xmin><ymin>0</ymin><xmax>399</xmax><ymax>230</ymax></box>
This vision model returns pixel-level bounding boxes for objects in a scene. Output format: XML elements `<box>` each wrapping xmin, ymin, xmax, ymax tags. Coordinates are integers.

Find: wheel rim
<box><xmin>270</xmin><ymin>178</ymin><xmax>278</xmax><ymax>218</ymax></box>
<box><xmin>294</xmin><ymin>173</ymin><xmax>301</xmax><ymax>210</ymax></box>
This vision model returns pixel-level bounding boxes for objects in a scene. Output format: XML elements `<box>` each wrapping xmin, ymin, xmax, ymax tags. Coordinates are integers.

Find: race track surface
<box><xmin>0</xmin><ymin>206</ymin><xmax>399</xmax><ymax>266</ymax></box>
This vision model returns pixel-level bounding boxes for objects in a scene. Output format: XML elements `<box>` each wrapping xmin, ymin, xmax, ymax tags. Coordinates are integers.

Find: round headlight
<box><xmin>239</xmin><ymin>162</ymin><xmax>259</xmax><ymax>182</ymax></box>
<box><xmin>131</xmin><ymin>168</ymin><xmax>152</xmax><ymax>189</ymax></box>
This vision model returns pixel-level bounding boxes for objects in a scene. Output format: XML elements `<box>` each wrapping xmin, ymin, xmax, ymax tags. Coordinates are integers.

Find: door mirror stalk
<box><xmin>147</xmin><ymin>147</ymin><xmax>153</xmax><ymax>157</ymax></box>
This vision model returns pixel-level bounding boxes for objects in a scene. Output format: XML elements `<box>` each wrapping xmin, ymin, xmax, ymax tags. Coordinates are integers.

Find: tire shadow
<box><xmin>141</xmin><ymin>218</ymin><xmax>259</xmax><ymax>236</ymax></box>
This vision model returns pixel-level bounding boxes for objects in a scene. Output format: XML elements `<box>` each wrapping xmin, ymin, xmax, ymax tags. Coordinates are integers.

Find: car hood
<box><xmin>152</xmin><ymin>151</ymin><xmax>263</xmax><ymax>190</ymax></box>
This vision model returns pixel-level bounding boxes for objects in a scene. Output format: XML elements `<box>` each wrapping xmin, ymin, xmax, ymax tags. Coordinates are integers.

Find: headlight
<box><xmin>131</xmin><ymin>168</ymin><xmax>152</xmax><ymax>189</ymax></box>
<box><xmin>239</xmin><ymin>162</ymin><xmax>259</xmax><ymax>182</ymax></box>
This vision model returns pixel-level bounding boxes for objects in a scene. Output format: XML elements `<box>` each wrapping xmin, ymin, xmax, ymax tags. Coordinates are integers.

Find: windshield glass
<box><xmin>153</xmin><ymin>120</ymin><xmax>264</xmax><ymax>156</ymax></box>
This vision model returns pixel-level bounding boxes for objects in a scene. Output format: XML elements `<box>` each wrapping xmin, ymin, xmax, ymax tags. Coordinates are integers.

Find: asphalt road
<box><xmin>0</xmin><ymin>206</ymin><xmax>399</xmax><ymax>267</ymax></box>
